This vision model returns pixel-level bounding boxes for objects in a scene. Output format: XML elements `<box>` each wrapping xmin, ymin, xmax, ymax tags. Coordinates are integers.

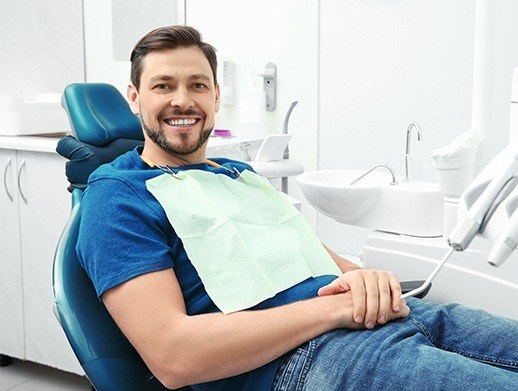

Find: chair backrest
<box><xmin>53</xmin><ymin>189</ymin><xmax>154</xmax><ymax>390</ymax></box>
<box><xmin>52</xmin><ymin>83</ymin><xmax>163</xmax><ymax>390</ymax></box>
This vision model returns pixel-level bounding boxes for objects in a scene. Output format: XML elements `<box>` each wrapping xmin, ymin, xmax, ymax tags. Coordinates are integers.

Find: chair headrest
<box><xmin>61</xmin><ymin>83</ymin><xmax>144</xmax><ymax>146</ymax></box>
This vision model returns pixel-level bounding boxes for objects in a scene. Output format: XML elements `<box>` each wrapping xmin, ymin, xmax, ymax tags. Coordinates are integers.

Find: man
<box><xmin>78</xmin><ymin>25</ymin><xmax>518</xmax><ymax>390</ymax></box>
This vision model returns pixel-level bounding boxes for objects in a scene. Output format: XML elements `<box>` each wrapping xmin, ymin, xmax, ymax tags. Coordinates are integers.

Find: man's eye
<box><xmin>193</xmin><ymin>83</ymin><xmax>207</xmax><ymax>89</ymax></box>
<box><xmin>155</xmin><ymin>84</ymin><xmax>171</xmax><ymax>90</ymax></box>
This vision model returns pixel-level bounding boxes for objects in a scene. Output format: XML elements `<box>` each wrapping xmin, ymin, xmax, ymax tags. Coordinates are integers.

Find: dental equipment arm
<box><xmin>488</xmin><ymin>206</ymin><xmax>518</xmax><ymax>266</ymax></box>
<box><xmin>401</xmin><ymin>248</ymin><xmax>454</xmax><ymax>299</ymax></box>
<box><xmin>447</xmin><ymin>149</ymin><xmax>518</xmax><ymax>251</ymax></box>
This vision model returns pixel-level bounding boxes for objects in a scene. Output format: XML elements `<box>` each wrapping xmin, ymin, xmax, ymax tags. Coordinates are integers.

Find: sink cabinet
<box><xmin>0</xmin><ymin>138</ymin><xmax>83</xmax><ymax>375</ymax></box>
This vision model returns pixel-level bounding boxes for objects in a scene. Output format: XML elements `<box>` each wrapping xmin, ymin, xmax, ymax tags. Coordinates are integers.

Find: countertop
<box><xmin>0</xmin><ymin>134</ymin><xmax>264</xmax><ymax>156</ymax></box>
<box><xmin>0</xmin><ymin>133</ymin><xmax>70</xmax><ymax>153</ymax></box>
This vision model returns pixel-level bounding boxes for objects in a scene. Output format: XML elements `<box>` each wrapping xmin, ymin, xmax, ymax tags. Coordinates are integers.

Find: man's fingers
<box><xmin>317</xmin><ymin>277</ymin><xmax>349</xmax><ymax>296</ymax></box>
<box><xmin>377</xmin><ymin>277</ymin><xmax>392</xmax><ymax>325</ymax></box>
<box><xmin>320</xmin><ymin>270</ymin><xmax>409</xmax><ymax>329</ymax></box>
<box><xmin>348</xmin><ymin>270</ymin><xmax>403</xmax><ymax>328</ymax></box>
<box><xmin>389</xmin><ymin>274</ymin><xmax>403</xmax><ymax>312</ymax></box>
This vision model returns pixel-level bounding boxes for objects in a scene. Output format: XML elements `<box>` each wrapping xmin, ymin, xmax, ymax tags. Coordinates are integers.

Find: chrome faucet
<box><xmin>350</xmin><ymin>164</ymin><xmax>398</xmax><ymax>186</ymax></box>
<box><xmin>404</xmin><ymin>122</ymin><xmax>422</xmax><ymax>181</ymax></box>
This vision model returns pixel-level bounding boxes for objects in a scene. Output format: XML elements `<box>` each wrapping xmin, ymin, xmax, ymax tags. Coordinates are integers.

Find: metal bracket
<box><xmin>258</xmin><ymin>63</ymin><xmax>277</xmax><ymax>112</ymax></box>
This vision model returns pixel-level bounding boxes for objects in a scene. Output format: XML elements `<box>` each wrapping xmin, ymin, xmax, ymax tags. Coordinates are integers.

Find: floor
<box><xmin>0</xmin><ymin>358</ymin><xmax>91</xmax><ymax>391</ymax></box>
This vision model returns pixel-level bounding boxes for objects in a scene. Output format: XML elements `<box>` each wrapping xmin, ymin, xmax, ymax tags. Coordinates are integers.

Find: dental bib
<box><xmin>146</xmin><ymin>169</ymin><xmax>340</xmax><ymax>313</ymax></box>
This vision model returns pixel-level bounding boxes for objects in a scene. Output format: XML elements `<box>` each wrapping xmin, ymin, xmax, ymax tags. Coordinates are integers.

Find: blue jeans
<box><xmin>272</xmin><ymin>298</ymin><xmax>518</xmax><ymax>390</ymax></box>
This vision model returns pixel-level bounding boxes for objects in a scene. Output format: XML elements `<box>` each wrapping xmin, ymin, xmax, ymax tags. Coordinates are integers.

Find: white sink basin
<box><xmin>297</xmin><ymin>169</ymin><xmax>444</xmax><ymax>237</ymax></box>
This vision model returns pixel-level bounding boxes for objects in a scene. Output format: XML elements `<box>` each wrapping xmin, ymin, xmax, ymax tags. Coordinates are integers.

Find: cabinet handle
<box><xmin>3</xmin><ymin>157</ymin><xmax>14</xmax><ymax>202</ymax></box>
<box><xmin>17</xmin><ymin>158</ymin><xmax>28</xmax><ymax>204</ymax></box>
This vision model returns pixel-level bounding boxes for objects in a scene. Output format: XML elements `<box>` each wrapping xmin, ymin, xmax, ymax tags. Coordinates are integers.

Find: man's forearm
<box><xmin>104</xmin><ymin>265</ymin><xmax>407</xmax><ymax>389</ymax></box>
<box><xmin>152</xmin><ymin>293</ymin><xmax>361</xmax><ymax>388</ymax></box>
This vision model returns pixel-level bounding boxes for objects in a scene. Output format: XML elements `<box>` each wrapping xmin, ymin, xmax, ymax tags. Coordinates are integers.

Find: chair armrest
<box><xmin>56</xmin><ymin>135</ymin><xmax>143</xmax><ymax>192</ymax></box>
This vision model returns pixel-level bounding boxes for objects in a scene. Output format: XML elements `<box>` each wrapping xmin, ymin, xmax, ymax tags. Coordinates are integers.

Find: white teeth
<box><xmin>167</xmin><ymin>118</ymin><xmax>196</xmax><ymax>126</ymax></box>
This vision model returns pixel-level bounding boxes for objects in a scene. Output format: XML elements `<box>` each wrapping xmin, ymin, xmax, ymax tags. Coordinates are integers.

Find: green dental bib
<box><xmin>146</xmin><ymin>169</ymin><xmax>340</xmax><ymax>313</ymax></box>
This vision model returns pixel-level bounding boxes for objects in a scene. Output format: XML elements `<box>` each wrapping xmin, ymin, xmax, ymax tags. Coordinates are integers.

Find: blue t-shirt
<box><xmin>77</xmin><ymin>147</ymin><xmax>336</xmax><ymax>391</ymax></box>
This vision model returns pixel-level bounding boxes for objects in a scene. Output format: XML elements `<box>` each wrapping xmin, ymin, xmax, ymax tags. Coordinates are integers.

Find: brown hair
<box><xmin>129</xmin><ymin>25</ymin><xmax>218</xmax><ymax>90</ymax></box>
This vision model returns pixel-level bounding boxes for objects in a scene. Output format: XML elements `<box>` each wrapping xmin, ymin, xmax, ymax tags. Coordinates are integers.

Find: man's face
<box><xmin>128</xmin><ymin>46</ymin><xmax>220</xmax><ymax>163</ymax></box>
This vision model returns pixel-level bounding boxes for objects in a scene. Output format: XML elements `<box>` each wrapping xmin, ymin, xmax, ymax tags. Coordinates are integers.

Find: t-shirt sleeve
<box><xmin>77</xmin><ymin>177</ymin><xmax>174</xmax><ymax>298</ymax></box>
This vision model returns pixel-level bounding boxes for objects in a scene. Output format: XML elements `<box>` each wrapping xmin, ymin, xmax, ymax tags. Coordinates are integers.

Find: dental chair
<box><xmin>52</xmin><ymin>82</ymin><xmax>429</xmax><ymax>391</ymax></box>
<box><xmin>52</xmin><ymin>82</ymin><xmax>176</xmax><ymax>390</ymax></box>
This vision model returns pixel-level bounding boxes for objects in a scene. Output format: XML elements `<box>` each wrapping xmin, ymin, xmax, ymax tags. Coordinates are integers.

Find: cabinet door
<box><xmin>0</xmin><ymin>149</ymin><xmax>24</xmax><ymax>359</ymax></box>
<box><xmin>18</xmin><ymin>150</ymin><xmax>83</xmax><ymax>374</ymax></box>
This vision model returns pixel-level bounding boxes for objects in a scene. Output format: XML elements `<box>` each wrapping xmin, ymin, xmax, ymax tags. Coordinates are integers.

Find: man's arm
<box><xmin>103</xmin><ymin>268</ymin><xmax>408</xmax><ymax>389</ymax></box>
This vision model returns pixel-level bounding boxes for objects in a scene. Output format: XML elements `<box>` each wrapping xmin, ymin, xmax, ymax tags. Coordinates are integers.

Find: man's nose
<box><xmin>170</xmin><ymin>86</ymin><xmax>193</xmax><ymax>109</ymax></box>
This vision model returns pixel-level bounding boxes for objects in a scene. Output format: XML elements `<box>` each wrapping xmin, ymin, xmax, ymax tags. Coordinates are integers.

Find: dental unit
<box><xmin>400</xmin><ymin>0</ymin><xmax>518</xmax><ymax>299</ymax></box>
<box><xmin>402</xmin><ymin>66</ymin><xmax>518</xmax><ymax>299</ymax></box>
<box><xmin>402</xmin><ymin>140</ymin><xmax>518</xmax><ymax>298</ymax></box>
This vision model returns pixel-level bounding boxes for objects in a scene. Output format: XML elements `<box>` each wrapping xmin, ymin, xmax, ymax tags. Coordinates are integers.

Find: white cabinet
<box><xmin>0</xmin><ymin>149</ymin><xmax>24</xmax><ymax>360</ymax></box>
<box><xmin>0</xmin><ymin>139</ymin><xmax>83</xmax><ymax>375</ymax></box>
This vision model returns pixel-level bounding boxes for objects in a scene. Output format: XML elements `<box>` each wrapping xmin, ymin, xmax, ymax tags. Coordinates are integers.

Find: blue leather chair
<box><xmin>52</xmin><ymin>83</ymin><xmax>173</xmax><ymax>390</ymax></box>
<box><xmin>52</xmin><ymin>82</ymin><xmax>429</xmax><ymax>391</ymax></box>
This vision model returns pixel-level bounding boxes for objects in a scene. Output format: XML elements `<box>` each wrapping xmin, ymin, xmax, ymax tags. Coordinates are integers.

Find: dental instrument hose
<box><xmin>401</xmin><ymin>247</ymin><xmax>455</xmax><ymax>299</ymax></box>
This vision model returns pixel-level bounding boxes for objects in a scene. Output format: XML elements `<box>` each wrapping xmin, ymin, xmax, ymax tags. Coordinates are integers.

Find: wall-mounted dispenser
<box><xmin>238</xmin><ymin>71</ymin><xmax>266</xmax><ymax>138</ymax></box>
<box><xmin>221</xmin><ymin>59</ymin><xmax>234</xmax><ymax>105</ymax></box>
<box><xmin>258</xmin><ymin>63</ymin><xmax>277</xmax><ymax>111</ymax></box>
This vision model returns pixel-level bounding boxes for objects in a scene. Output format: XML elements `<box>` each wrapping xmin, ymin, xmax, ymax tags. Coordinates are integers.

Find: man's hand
<box><xmin>317</xmin><ymin>269</ymin><xmax>409</xmax><ymax>329</ymax></box>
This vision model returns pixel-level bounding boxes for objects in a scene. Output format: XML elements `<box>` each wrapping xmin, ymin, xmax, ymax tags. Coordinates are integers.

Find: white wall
<box><xmin>318</xmin><ymin>0</ymin><xmax>518</xmax><ymax>256</ymax></box>
<box><xmin>0</xmin><ymin>0</ymin><xmax>84</xmax><ymax>99</ymax></box>
<box><xmin>184</xmin><ymin>0</ymin><xmax>319</xmax><ymax>226</ymax></box>
<box><xmin>485</xmin><ymin>1</ymin><xmax>518</xmax><ymax>153</ymax></box>
<box><xmin>83</xmin><ymin>0</ymin><xmax>185</xmax><ymax>90</ymax></box>
<box><xmin>82</xmin><ymin>0</ymin><xmax>320</xmax><ymax>226</ymax></box>
<box><xmin>318</xmin><ymin>0</ymin><xmax>475</xmax><ymax>254</ymax></box>
<box><xmin>74</xmin><ymin>0</ymin><xmax>518</xmax><ymax>254</ymax></box>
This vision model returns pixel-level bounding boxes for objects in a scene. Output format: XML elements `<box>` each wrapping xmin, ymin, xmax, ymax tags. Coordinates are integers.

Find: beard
<box><xmin>140</xmin><ymin>113</ymin><xmax>213</xmax><ymax>156</ymax></box>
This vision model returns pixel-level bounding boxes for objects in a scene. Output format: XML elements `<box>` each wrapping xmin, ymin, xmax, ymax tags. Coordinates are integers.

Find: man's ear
<box><xmin>127</xmin><ymin>84</ymin><xmax>140</xmax><ymax>115</ymax></box>
<box><xmin>214</xmin><ymin>83</ymin><xmax>221</xmax><ymax>113</ymax></box>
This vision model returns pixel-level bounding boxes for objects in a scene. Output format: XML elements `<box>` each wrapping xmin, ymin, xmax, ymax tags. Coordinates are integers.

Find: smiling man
<box><xmin>77</xmin><ymin>25</ymin><xmax>518</xmax><ymax>391</ymax></box>
<box><xmin>129</xmin><ymin>46</ymin><xmax>217</xmax><ymax>161</ymax></box>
